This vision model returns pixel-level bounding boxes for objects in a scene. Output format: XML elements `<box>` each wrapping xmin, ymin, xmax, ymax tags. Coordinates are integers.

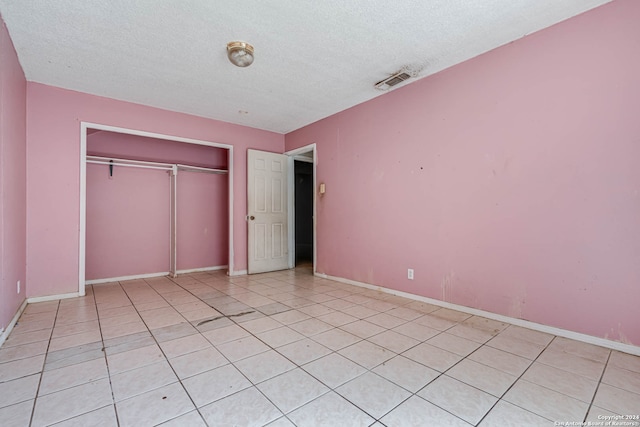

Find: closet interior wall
<box><xmin>85</xmin><ymin>130</ymin><xmax>228</xmax><ymax>282</ymax></box>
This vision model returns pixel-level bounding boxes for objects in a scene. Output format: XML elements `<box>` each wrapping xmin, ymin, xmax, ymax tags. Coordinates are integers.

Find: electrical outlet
<box><xmin>17</xmin><ymin>280</ymin><xmax>21</xmax><ymax>294</ymax></box>
<box><xmin>407</xmin><ymin>269</ymin><xmax>414</xmax><ymax>280</ymax></box>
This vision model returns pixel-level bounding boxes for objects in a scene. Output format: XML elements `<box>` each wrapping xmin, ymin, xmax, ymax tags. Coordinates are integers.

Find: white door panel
<box><xmin>248</xmin><ymin>149</ymin><xmax>289</xmax><ymax>274</ymax></box>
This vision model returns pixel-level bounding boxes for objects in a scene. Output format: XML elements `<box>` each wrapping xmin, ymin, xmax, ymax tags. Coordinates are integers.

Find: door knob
<box><xmin>249</xmin><ymin>215</ymin><xmax>255</xmax><ymax>220</ymax></box>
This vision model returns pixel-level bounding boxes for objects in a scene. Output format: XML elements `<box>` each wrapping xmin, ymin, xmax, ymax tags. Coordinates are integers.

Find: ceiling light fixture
<box><xmin>227</xmin><ymin>41</ymin><xmax>254</xmax><ymax>67</ymax></box>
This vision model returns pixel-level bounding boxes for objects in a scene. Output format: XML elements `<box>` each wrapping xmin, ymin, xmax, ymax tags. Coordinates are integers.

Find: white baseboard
<box><xmin>228</xmin><ymin>269</ymin><xmax>248</xmax><ymax>277</ymax></box>
<box><xmin>0</xmin><ymin>299</ymin><xmax>28</xmax><ymax>349</ymax></box>
<box><xmin>176</xmin><ymin>265</ymin><xmax>228</xmax><ymax>274</ymax></box>
<box><xmin>85</xmin><ymin>271</ymin><xmax>170</xmax><ymax>285</ymax></box>
<box><xmin>27</xmin><ymin>292</ymin><xmax>80</xmax><ymax>304</ymax></box>
<box><xmin>317</xmin><ymin>273</ymin><xmax>640</xmax><ymax>356</ymax></box>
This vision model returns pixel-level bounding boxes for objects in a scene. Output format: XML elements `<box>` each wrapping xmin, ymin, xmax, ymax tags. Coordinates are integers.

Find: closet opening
<box><xmin>79</xmin><ymin>123</ymin><xmax>234</xmax><ymax>295</ymax></box>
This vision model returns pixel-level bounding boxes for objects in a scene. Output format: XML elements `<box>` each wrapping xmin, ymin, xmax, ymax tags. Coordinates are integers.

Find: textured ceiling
<box><xmin>0</xmin><ymin>0</ymin><xmax>610</xmax><ymax>133</ymax></box>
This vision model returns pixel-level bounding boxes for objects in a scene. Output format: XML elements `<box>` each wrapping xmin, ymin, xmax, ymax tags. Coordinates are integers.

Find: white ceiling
<box><xmin>0</xmin><ymin>0</ymin><xmax>610</xmax><ymax>134</ymax></box>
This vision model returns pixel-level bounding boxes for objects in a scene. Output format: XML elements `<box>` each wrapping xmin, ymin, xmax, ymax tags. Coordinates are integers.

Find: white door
<box><xmin>247</xmin><ymin>149</ymin><xmax>289</xmax><ymax>274</ymax></box>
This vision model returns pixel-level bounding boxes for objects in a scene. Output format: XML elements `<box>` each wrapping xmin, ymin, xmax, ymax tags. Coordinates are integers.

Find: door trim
<box><xmin>285</xmin><ymin>143</ymin><xmax>317</xmax><ymax>273</ymax></box>
<box><xmin>79</xmin><ymin>122</ymin><xmax>234</xmax><ymax>296</ymax></box>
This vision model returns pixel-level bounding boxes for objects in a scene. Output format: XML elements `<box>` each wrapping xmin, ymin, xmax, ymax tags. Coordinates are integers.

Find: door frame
<box><xmin>285</xmin><ymin>143</ymin><xmax>317</xmax><ymax>273</ymax></box>
<box><xmin>79</xmin><ymin>122</ymin><xmax>234</xmax><ymax>296</ymax></box>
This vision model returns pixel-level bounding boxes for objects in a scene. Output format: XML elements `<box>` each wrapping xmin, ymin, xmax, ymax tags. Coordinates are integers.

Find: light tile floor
<box><xmin>1</xmin><ymin>265</ymin><xmax>639</xmax><ymax>426</ymax></box>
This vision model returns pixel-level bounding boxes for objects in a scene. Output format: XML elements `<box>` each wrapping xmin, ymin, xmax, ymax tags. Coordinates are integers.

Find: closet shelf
<box><xmin>86</xmin><ymin>155</ymin><xmax>228</xmax><ymax>174</ymax></box>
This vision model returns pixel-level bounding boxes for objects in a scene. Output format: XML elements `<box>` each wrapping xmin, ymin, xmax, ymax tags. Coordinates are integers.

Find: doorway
<box><xmin>294</xmin><ymin>160</ymin><xmax>313</xmax><ymax>266</ymax></box>
<box><xmin>286</xmin><ymin>144</ymin><xmax>317</xmax><ymax>273</ymax></box>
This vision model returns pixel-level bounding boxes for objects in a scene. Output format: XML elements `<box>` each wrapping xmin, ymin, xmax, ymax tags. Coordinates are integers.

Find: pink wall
<box><xmin>26</xmin><ymin>83</ymin><xmax>283</xmax><ymax>297</ymax></box>
<box><xmin>85</xmin><ymin>164</ymin><xmax>170</xmax><ymax>280</ymax></box>
<box><xmin>286</xmin><ymin>0</ymin><xmax>640</xmax><ymax>345</ymax></box>
<box><xmin>0</xmin><ymin>17</ymin><xmax>27</xmax><ymax>330</ymax></box>
<box><xmin>87</xmin><ymin>131</ymin><xmax>228</xmax><ymax>169</ymax></box>
<box><xmin>177</xmin><ymin>171</ymin><xmax>228</xmax><ymax>271</ymax></box>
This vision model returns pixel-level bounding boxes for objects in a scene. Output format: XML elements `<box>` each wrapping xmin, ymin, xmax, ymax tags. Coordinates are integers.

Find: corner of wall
<box><xmin>0</xmin><ymin>15</ymin><xmax>28</xmax><ymax>331</ymax></box>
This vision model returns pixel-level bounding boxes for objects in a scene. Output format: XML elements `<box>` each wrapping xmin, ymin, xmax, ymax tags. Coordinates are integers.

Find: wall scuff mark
<box><xmin>441</xmin><ymin>272</ymin><xmax>455</xmax><ymax>302</ymax></box>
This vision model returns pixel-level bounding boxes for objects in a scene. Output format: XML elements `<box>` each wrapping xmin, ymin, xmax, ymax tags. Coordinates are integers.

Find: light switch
<box><xmin>319</xmin><ymin>183</ymin><xmax>326</xmax><ymax>194</ymax></box>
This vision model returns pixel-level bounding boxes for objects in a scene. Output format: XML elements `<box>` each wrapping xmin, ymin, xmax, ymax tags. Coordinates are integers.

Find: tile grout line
<box><xmin>27</xmin><ymin>299</ymin><xmax>60</xmax><ymax>427</ymax></box>
<box><xmin>121</xmin><ymin>276</ymin><xmax>217</xmax><ymax>426</ymax></box>
<box><xmin>582</xmin><ymin>349</ymin><xmax>613</xmax><ymax>423</ymax></box>
<box><xmin>172</xmin><ymin>272</ymin><xmax>391</xmax><ymax>423</ymax></box>
<box><xmin>471</xmin><ymin>332</ymin><xmax>559</xmax><ymax>426</ymax></box>
<box><xmin>95</xmin><ymin>283</ymin><xmax>122</xmax><ymax>427</ymax></box>
<box><xmin>168</xmin><ymin>274</ymin><xmax>290</xmax><ymax>426</ymax></box>
<box><xmin>168</xmin><ymin>273</ymin><xmax>328</xmax><ymax>424</ymax></box>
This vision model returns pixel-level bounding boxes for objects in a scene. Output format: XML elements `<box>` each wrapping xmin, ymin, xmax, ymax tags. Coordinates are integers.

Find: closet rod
<box><xmin>86</xmin><ymin>160</ymin><xmax>173</xmax><ymax>171</ymax></box>
<box><xmin>177</xmin><ymin>164</ymin><xmax>228</xmax><ymax>174</ymax></box>
<box><xmin>86</xmin><ymin>156</ymin><xmax>227</xmax><ymax>174</ymax></box>
<box><xmin>87</xmin><ymin>155</ymin><xmax>174</xmax><ymax>168</ymax></box>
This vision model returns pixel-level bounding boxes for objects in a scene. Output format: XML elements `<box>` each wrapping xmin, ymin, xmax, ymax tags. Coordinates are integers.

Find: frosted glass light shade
<box><xmin>227</xmin><ymin>41</ymin><xmax>254</xmax><ymax>67</ymax></box>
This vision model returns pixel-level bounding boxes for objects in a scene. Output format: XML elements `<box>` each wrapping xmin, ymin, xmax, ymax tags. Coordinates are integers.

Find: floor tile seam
<box><xmin>232</xmin><ymin>313</ymin><xmax>361</xmax><ymax>388</ymax></box>
<box><xmin>275</xmin><ymin>387</ymin><xmax>333</xmax><ymax>418</ymax></box>
<box><xmin>5</xmin><ymin>323</ymin><xmax>55</xmax><ymax>337</ymax></box>
<box><xmin>225</xmin><ymin>311</ymin><xmax>313</xmax><ymax>366</ymax></box>
<box><xmin>544</xmin><ymin>344</ymin><xmax>614</xmax><ymax>366</ymax></box>
<box><xmin>444</xmin><ymin>331</ymin><xmax>495</xmax><ymax>346</ymax></box>
<box><xmin>472</xmin><ymin>334</ymin><xmax>568</xmax><ymax>425</ymax></box>
<box><xmin>48</xmin><ymin>403</ymin><xmax>116</xmax><ymax>427</ymax></box>
<box><xmin>332</xmin><ymin>383</ymin><xmax>414</xmax><ymax>424</ymax></box>
<box><xmin>498</xmin><ymin>378</ymin><xmax>591</xmax><ymax>420</ymax></box>
<box><xmin>487</xmin><ymin>329</ymin><xmax>552</xmax><ymax>349</ymax></box>
<box><xmin>0</xmin><ymin>375</ymin><xmax>38</xmax><ymax>427</ymax></box>
<box><xmin>193</xmin><ymin>363</ymin><xmax>265</xmax><ymax>405</ymax></box>
<box><xmin>0</xmin><ymin>381</ymin><xmax>40</xmax><ymax>410</ymax></box>
<box><xmin>97</xmin><ymin>317</ymin><xmax>147</xmax><ymax>331</ymax></box>
<box><xmin>598</xmin><ymin>375</ymin><xmax>640</xmax><ymax>396</ymax></box>
<box><xmin>516</xmin><ymin>342</ymin><xmax>606</xmax><ymax>404</ymax></box>
<box><xmin>0</xmin><ymin>345</ymin><xmax>49</xmax><ymax>366</ymax></box>
<box><xmin>334</xmin><ymin>345</ymin><xmax>400</xmax><ymax>374</ymax></box>
<box><xmin>297</xmin><ymin>353</ymin><xmax>369</xmax><ymax>389</ymax></box>
<box><xmin>585</xmin><ymin>350</ymin><xmax>620</xmax><ymax>419</ymax></box>
<box><xmin>111</xmin><ymin>376</ymin><xmax>182</xmax><ymax>404</ymax></box>
<box><xmin>605</xmin><ymin>358</ymin><xmax>640</xmax><ymax>376</ymax></box>
<box><xmin>310</xmin><ymin>330</ymin><xmax>365</xmax><ymax>351</ymax></box>
<box><xmin>395</xmin><ymin>343</ymin><xmax>508</xmax><ymax>423</ymax></box>
<box><xmin>462</xmin><ymin>349</ymin><xmax>534</xmax><ymax>380</ymax></box>
<box><xmin>124</xmin><ymin>290</ymin><xmax>205</xmax><ymax>425</ymax></box>
<box><xmin>51</xmin><ymin>322</ymin><xmax>102</xmax><ymax>337</ymax></box>
<box><xmin>35</xmin><ymin>368</ymin><xmax>112</xmax><ymax>400</ymax></box>
<box><xmin>126</xmin><ymin>278</ymin><xmax>204</xmax><ymax>337</ymax></box>
<box><xmin>417</xmin><ymin>328</ymin><xmax>485</xmax><ymax>356</ymax></box>
<box><xmin>417</xmin><ymin>338</ymin><xmax>522</xmax><ymax>424</ymax></box>
<box><xmin>146</xmin><ymin>324</ymin><xmax>235</xmax><ymax>372</ymax></box>
<box><xmin>394</xmin><ymin>393</ymin><xmax>479</xmax><ymax>426</ymax></box>
<box><xmin>95</xmin><ymin>303</ymin><xmax>136</xmax><ymax>313</ymax></box>
<box><xmin>32</xmin><ymin>298</ymin><xmax>91</xmax><ymax>427</ymax></box>
<box><xmin>362</xmin><ymin>329</ymin><xmax>431</xmax><ymax>358</ymax></box>
<box><xmin>47</xmin><ymin>329</ymin><xmax>105</xmax><ymax>352</ymax></box>
<box><xmin>49</xmin><ymin>317</ymin><xmax>100</xmax><ymax>329</ymax></box>
<box><xmin>201</xmin><ymin>377</ymin><xmax>288</xmax><ymax>422</ymax></box>
<box><xmin>533</xmin><ymin>356</ymin><xmax>607</xmax><ymax>383</ymax></box>
<box><xmin>86</xmin><ymin>284</ymin><xmax>125</xmax><ymax>427</ymax></box>
<box><xmin>483</xmin><ymin>339</ymin><xmax>544</xmax><ymax>361</ymax></box>
<box><xmin>13</xmin><ymin>313</ymin><xmax>57</xmax><ymax>324</ymax></box>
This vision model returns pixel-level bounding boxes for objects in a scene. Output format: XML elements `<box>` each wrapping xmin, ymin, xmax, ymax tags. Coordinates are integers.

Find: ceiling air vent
<box><xmin>375</xmin><ymin>71</ymin><xmax>412</xmax><ymax>91</ymax></box>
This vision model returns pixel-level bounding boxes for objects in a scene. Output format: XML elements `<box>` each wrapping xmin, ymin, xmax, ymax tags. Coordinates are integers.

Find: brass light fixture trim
<box><xmin>227</xmin><ymin>41</ymin><xmax>254</xmax><ymax>67</ymax></box>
